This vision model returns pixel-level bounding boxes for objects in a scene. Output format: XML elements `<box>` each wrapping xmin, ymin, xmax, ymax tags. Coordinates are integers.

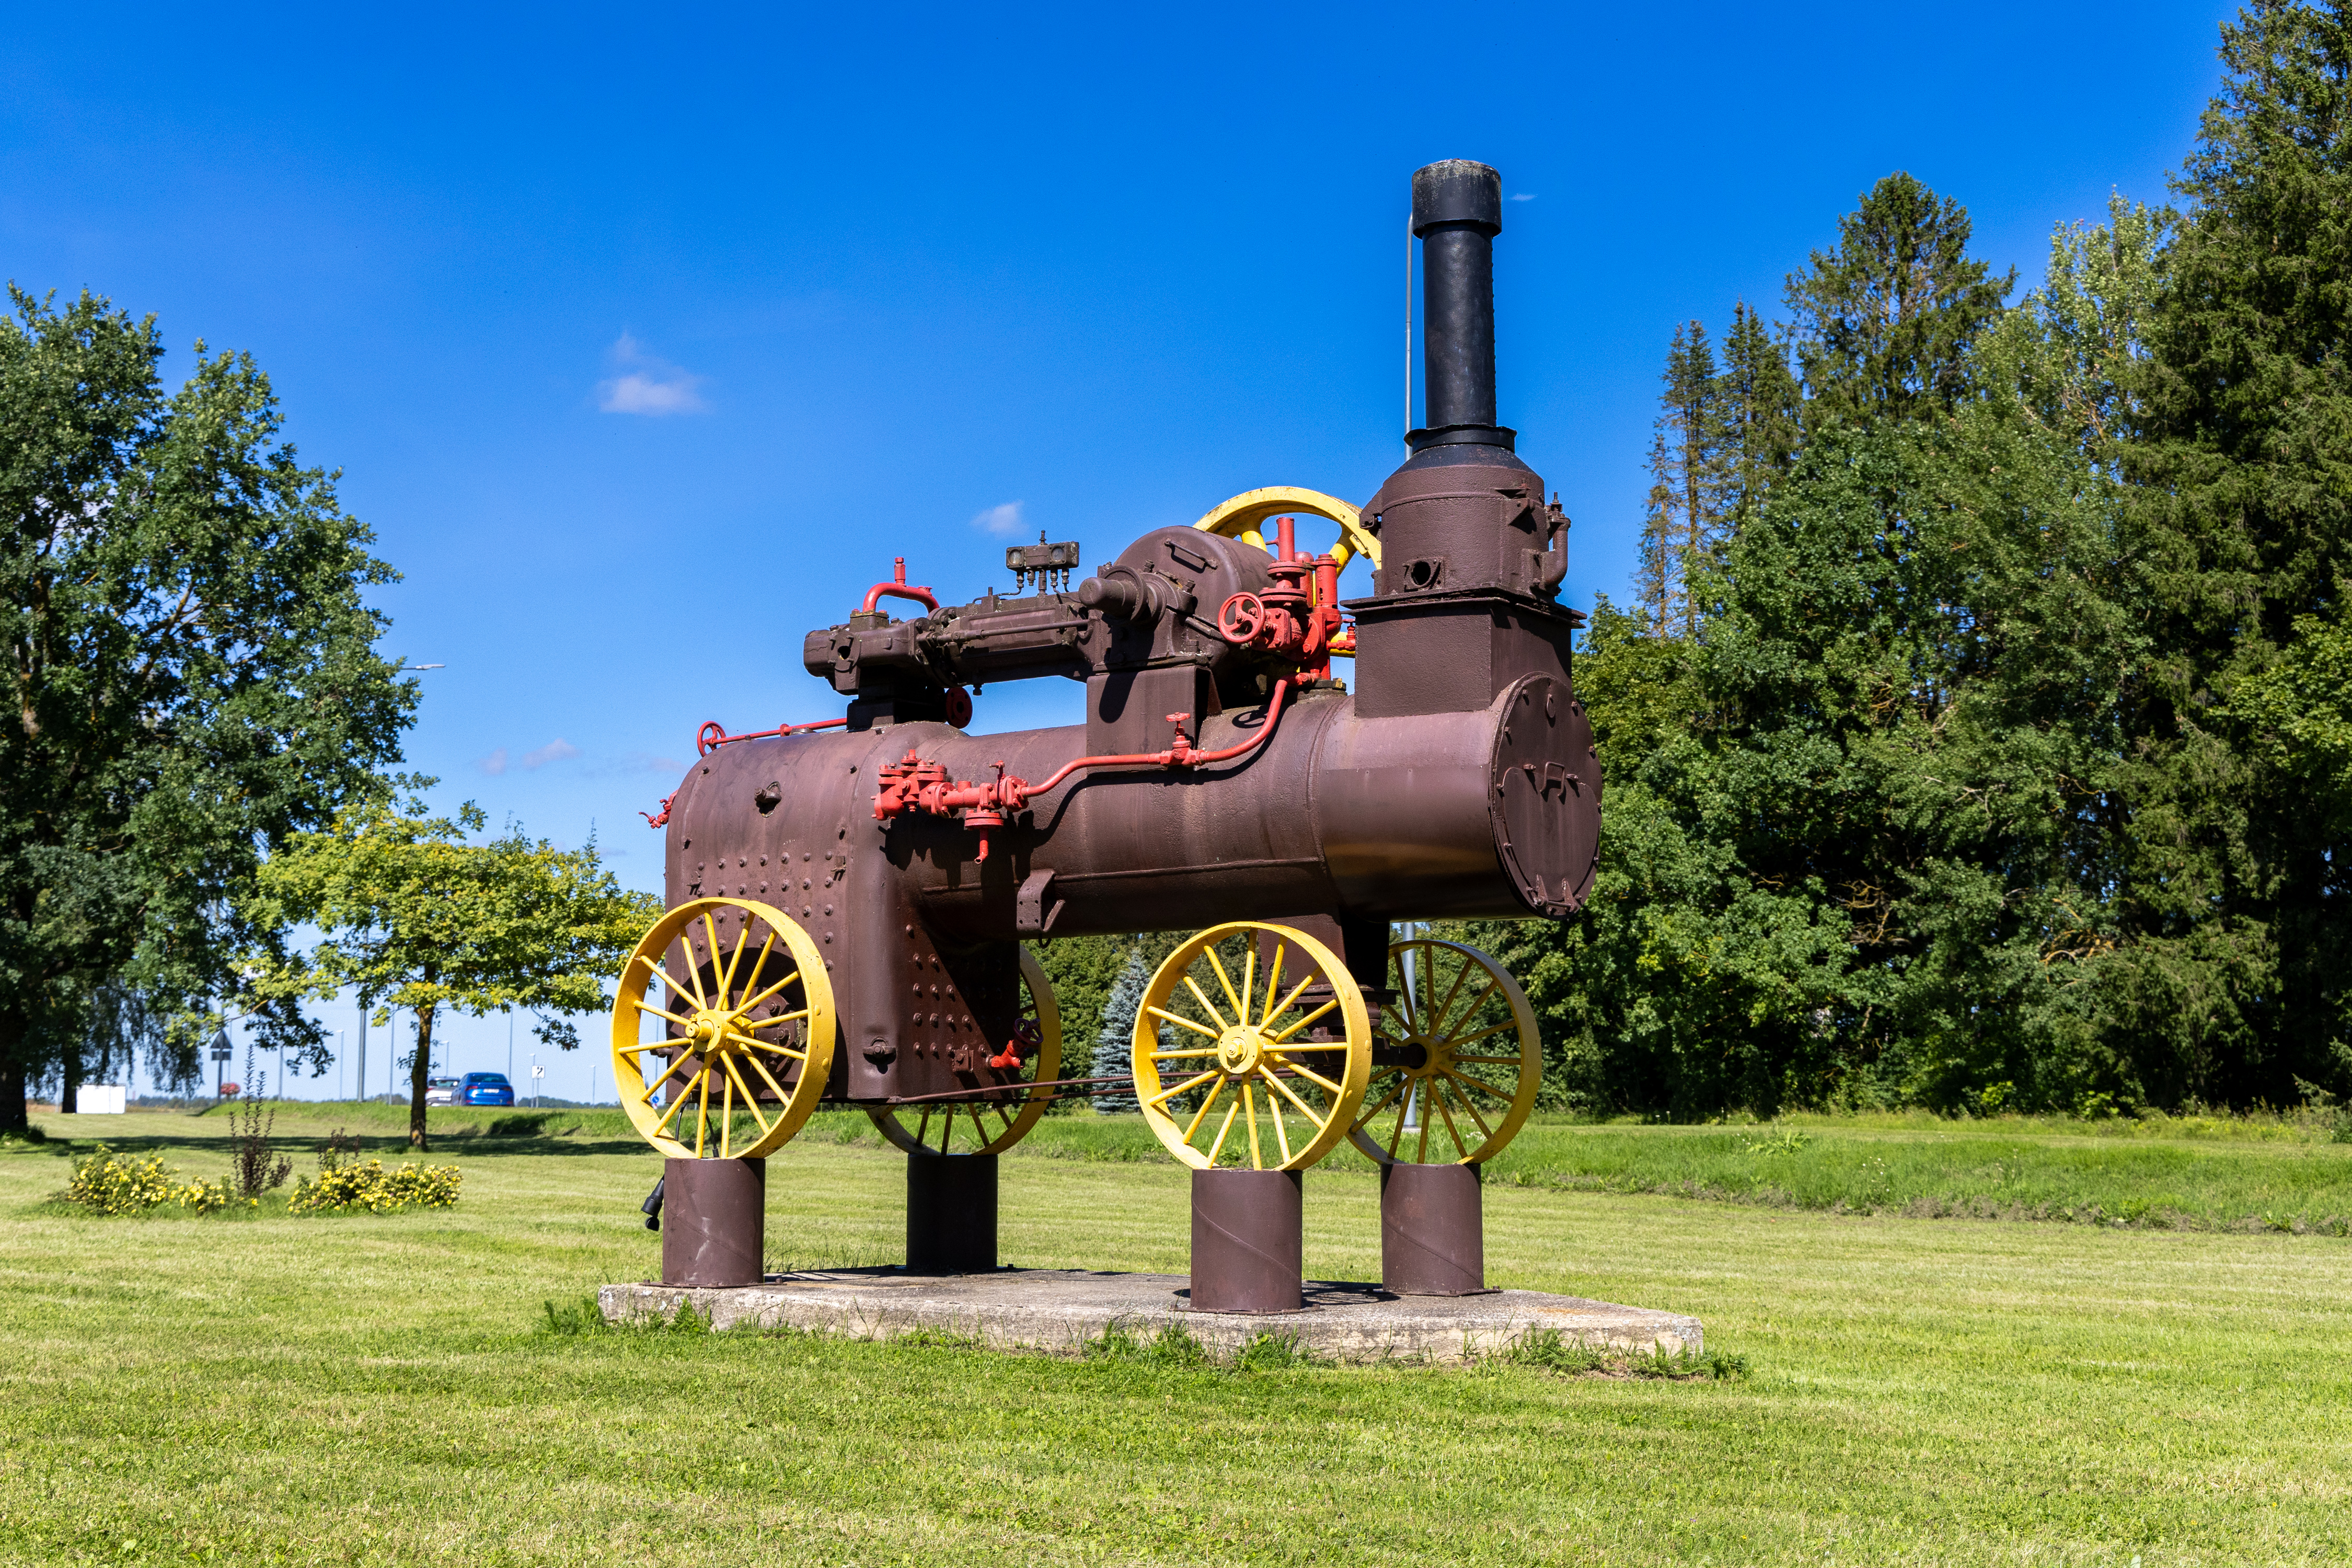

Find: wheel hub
<box><xmin>1216</xmin><ymin>1025</ymin><xmax>1265</xmax><ymax>1076</ymax></box>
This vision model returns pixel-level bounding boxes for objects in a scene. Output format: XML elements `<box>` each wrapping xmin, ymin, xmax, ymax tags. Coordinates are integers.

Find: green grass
<box><xmin>4</xmin><ymin>1108</ymin><xmax>2349</xmax><ymax>1565</ymax></box>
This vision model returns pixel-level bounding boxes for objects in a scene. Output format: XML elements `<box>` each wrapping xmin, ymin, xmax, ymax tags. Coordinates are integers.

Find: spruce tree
<box><xmin>1714</xmin><ymin>301</ymin><xmax>1802</xmax><ymax>532</ymax></box>
<box><xmin>1635</xmin><ymin>431</ymin><xmax>1677</xmax><ymax>635</ymax></box>
<box><xmin>1090</xmin><ymin>947</ymin><xmax>1145</xmax><ymax>1113</ymax></box>
<box><xmin>1784</xmin><ymin>172</ymin><xmax>2014</xmax><ymax>427</ymax></box>
<box><xmin>2117</xmin><ymin>0</ymin><xmax>2352</xmax><ymax>1102</ymax></box>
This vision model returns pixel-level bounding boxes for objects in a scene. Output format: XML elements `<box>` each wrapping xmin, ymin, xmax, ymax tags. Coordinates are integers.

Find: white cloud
<box><xmin>596</xmin><ymin>331</ymin><xmax>707</xmax><ymax>416</ymax></box>
<box><xmin>1508</xmin><ymin>192</ymin><xmax>1536</xmax><ymax>202</ymax></box>
<box><xmin>478</xmin><ymin>748</ymin><xmax>509</xmax><ymax>776</ymax></box>
<box><xmin>523</xmin><ymin>739</ymin><xmax>581</xmax><ymax>770</ymax></box>
<box><xmin>972</xmin><ymin>501</ymin><xmax>1025</xmax><ymax>537</ymax></box>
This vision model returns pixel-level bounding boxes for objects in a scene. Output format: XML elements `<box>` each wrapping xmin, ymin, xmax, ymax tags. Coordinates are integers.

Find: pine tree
<box><xmin>1714</xmin><ymin>301</ymin><xmax>1802</xmax><ymax>532</ymax></box>
<box><xmin>1090</xmin><ymin>947</ymin><xmax>1145</xmax><ymax>1113</ymax></box>
<box><xmin>2114</xmin><ymin>0</ymin><xmax>2352</xmax><ymax>1103</ymax></box>
<box><xmin>1784</xmin><ymin>172</ymin><xmax>2014</xmax><ymax>427</ymax></box>
<box><xmin>1635</xmin><ymin>431</ymin><xmax>1677</xmax><ymax>636</ymax></box>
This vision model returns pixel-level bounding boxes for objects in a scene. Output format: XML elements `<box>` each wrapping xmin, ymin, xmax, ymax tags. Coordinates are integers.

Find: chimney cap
<box><xmin>1412</xmin><ymin>161</ymin><xmax>1502</xmax><ymax>238</ymax></box>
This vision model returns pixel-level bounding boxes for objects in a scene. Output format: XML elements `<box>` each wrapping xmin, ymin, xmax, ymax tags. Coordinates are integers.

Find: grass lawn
<box><xmin>1</xmin><ymin>1105</ymin><xmax>2347</xmax><ymax>1565</ymax></box>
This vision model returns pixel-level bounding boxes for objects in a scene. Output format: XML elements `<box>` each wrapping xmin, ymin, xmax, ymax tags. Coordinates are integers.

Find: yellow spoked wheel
<box><xmin>1348</xmin><ymin>938</ymin><xmax>1539</xmax><ymax>1166</ymax></box>
<box><xmin>1131</xmin><ymin>922</ymin><xmax>1370</xmax><ymax>1171</ymax></box>
<box><xmin>867</xmin><ymin>947</ymin><xmax>1061</xmax><ymax>1156</ymax></box>
<box><xmin>610</xmin><ymin>897</ymin><xmax>837</xmax><ymax>1160</ymax></box>
<box><xmin>1193</xmin><ymin>486</ymin><xmax>1381</xmax><ymax>570</ymax></box>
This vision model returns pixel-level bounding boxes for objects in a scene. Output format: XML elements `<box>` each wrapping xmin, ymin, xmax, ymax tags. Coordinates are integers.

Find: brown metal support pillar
<box><xmin>1189</xmin><ymin>1168</ymin><xmax>1303</xmax><ymax>1312</ymax></box>
<box><xmin>661</xmin><ymin>1156</ymin><xmax>766</xmax><ymax>1287</ymax></box>
<box><xmin>1380</xmin><ymin>1161</ymin><xmax>1486</xmax><ymax>1295</ymax></box>
<box><xmin>905</xmin><ymin>1152</ymin><xmax>998</xmax><ymax>1273</ymax></box>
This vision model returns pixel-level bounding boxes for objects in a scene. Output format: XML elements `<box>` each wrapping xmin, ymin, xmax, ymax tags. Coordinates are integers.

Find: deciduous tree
<box><xmin>0</xmin><ymin>288</ymin><xmax>411</xmax><ymax>1132</ymax></box>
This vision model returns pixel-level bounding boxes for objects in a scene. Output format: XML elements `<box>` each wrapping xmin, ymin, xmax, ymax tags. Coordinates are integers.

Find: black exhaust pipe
<box><xmin>1411</xmin><ymin>159</ymin><xmax>1507</xmax><ymax>449</ymax></box>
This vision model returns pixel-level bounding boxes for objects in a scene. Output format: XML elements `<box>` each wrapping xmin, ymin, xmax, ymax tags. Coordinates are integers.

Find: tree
<box><xmin>0</xmin><ymin>288</ymin><xmax>412</xmax><ymax>1133</ymax></box>
<box><xmin>2118</xmin><ymin>0</ymin><xmax>2352</xmax><ymax>1102</ymax></box>
<box><xmin>1494</xmin><ymin>186</ymin><xmax>2155</xmax><ymax>1117</ymax></box>
<box><xmin>251</xmin><ymin>792</ymin><xmax>660</xmax><ymax>1147</ymax></box>
<box><xmin>1714</xmin><ymin>301</ymin><xmax>1803</xmax><ymax>533</ymax></box>
<box><xmin>1090</xmin><ymin>947</ymin><xmax>1145</xmax><ymax>1112</ymax></box>
<box><xmin>1785</xmin><ymin>172</ymin><xmax>2014</xmax><ymax>427</ymax></box>
<box><xmin>1639</xmin><ymin>321</ymin><xmax>1725</xmax><ymax>636</ymax></box>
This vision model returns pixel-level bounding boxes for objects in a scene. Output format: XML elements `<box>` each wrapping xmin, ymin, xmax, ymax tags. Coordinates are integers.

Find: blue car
<box><xmin>459</xmin><ymin>1071</ymin><xmax>516</xmax><ymax>1107</ymax></box>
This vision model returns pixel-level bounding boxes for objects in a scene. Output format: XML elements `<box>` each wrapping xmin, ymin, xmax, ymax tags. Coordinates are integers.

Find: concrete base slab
<box><xmin>597</xmin><ymin>1268</ymin><xmax>1701</xmax><ymax>1366</ymax></box>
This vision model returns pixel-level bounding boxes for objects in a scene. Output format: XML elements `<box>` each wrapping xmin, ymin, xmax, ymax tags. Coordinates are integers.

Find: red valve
<box><xmin>1218</xmin><ymin>592</ymin><xmax>1268</xmax><ymax>643</ymax></box>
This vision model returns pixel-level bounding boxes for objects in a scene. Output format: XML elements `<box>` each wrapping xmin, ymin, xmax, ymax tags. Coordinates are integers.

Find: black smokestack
<box><xmin>1412</xmin><ymin>159</ymin><xmax>1503</xmax><ymax>435</ymax></box>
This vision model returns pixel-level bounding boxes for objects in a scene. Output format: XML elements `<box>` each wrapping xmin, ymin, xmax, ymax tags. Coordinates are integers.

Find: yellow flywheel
<box><xmin>867</xmin><ymin>947</ymin><xmax>1061</xmax><ymax>1156</ymax></box>
<box><xmin>1348</xmin><ymin>937</ymin><xmax>1539</xmax><ymax>1165</ymax></box>
<box><xmin>610</xmin><ymin>897</ymin><xmax>837</xmax><ymax>1160</ymax></box>
<box><xmin>1131</xmin><ymin>921</ymin><xmax>1370</xmax><ymax>1171</ymax></box>
<box><xmin>1193</xmin><ymin>486</ymin><xmax>1380</xmax><ymax>570</ymax></box>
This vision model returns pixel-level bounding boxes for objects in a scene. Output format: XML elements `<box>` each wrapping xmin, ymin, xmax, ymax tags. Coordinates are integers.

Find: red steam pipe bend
<box><xmin>1018</xmin><ymin>677</ymin><xmax>1293</xmax><ymax>802</ymax></box>
<box><xmin>861</xmin><ymin>556</ymin><xmax>940</xmax><ymax>616</ymax></box>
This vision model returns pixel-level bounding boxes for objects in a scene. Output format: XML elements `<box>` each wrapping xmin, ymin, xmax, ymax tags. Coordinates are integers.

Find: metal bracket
<box><xmin>1016</xmin><ymin>869</ymin><xmax>1063</xmax><ymax>937</ymax></box>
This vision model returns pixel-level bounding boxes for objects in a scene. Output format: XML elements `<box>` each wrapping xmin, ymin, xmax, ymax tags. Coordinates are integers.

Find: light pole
<box><xmin>355</xmin><ymin>1002</ymin><xmax>367</xmax><ymax>1105</ymax></box>
<box><xmin>506</xmin><ymin>1010</ymin><xmax>514</xmax><ymax>1088</ymax></box>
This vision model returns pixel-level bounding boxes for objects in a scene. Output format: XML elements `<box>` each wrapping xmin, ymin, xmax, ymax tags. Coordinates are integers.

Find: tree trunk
<box><xmin>60</xmin><ymin>1045</ymin><xmax>80</xmax><ymax>1115</ymax></box>
<box><xmin>0</xmin><ymin>1049</ymin><xmax>25</xmax><ymax>1136</ymax></box>
<box><xmin>409</xmin><ymin>1002</ymin><xmax>435</xmax><ymax>1150</ymax></box>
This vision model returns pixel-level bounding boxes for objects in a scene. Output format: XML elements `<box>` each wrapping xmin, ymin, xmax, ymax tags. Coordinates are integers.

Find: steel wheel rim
<box><xmin>1131</xmin><ymin>921</ymin><xmax>1369</xmax><ymax>1171</ymax></box>
<box><xmin>867</xmin><ymin>947</ymin><xmax>1062</xmax><ymax>1156</ymax></box>
<box><xmin>1348</xmin><ymin>937</ymin><xmax>1538</xmax><ymax>1166</ymax></box>
<box><xmin>609</xmin><ymin>897</ymin><xmax>836</xmax><ymax>1159</ymax></box>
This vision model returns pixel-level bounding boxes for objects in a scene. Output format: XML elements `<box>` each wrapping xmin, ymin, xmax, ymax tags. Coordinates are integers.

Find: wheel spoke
<box><xmin>1431</xmin><ymin>1078</ymin><xmax>1467</xmax><ymax>1159</ymax></box>
<box><xmin>1203</xmin><ymin>1090</ymin><xmax>1243</xmax><ymax>1166</ymax></box>
<box><xmin>1423</xmin><ymin>955</ymin><xmax>1474</xmax><ymax>1042</ymax></box>
<box><xmin>1261</xmin><ymin>1067</ymin><xmax>1328</xmax><ymax>1136</ymax></box>
<box><xmin>1442</xmin><ymin>1067</ymin><xmax>1514</xmax><ymax>1102</ymax></box>
<box><xmin>1242</xmin><ymin>1079</ymin><xmax>1263</xmax><ymax>1169</ymax></box>
<box><xmin>1266</xmin><ymin>1054</ymin><xmax>1344</xmax><ymax>1094</ymax></box>
<box><xmin>719</xmin><ymin>1065</ymin><xmax>735</xmax><ymax>1158</ymax></box>
<box><xmin>640</xmin><ymin>1052</ymin><xmax>697</xmax><ymax>1105</ymax></box>
<box><xmin>1268</xmin><ymin>998</ymin><xmax>1338</xmax><ymax>1044</ymax></box>
<box><xmin>636</xmin><ymin>1000</ymin><xmax>697</xmax><ymax>1032</ymax></box>
<box><xmin>1147</xmin><ymin>1068</ymin><xmax>1219</xmax><ymax>1109</ymax></box>
<box><xmin>693</xmin><ymin>1067</ymin><xmax>714</xmax><ymax>1157</ymax></box>
<box><xmin>1391</xmin><ymin>945</ymin><xmax>1424</xmax><ymax>1036</ymax></box>
<box><xmin>1439</xmin><ymin>1071</ymin><xmax>1497</xmax><ymax>1138</ymax></box>
<box><xmin>1205</xmin><ymin>947</ymin><xmax>1246</xmax><ymax>1025</ymax></box>
<box><xmin>735</xmin><ymin>965</ymin><xmax>801</xmax><ymax>1017</ymax></box>
<box><xmin>1258</xmin><ymin>944</ymin><xmax>1287</xmax><ymax>1030</ymax></box>
<box><xmin>1150</xmin><ymin>1046</ymin><xmax>1219</xmax><ymax>1059</ymax></box>
<box><xmin>716</xmin><ymin>921</ymin><xmax>755</xmax><ymax>1009</ymax></box>
<box><xmin>1264</xmin><ymin>971</ymin><xmax>1318</xmax><ymax>1029</ymax></box>
<box><xmin>1181</xmin><ymin>1078</ymin><xmax>1229</xmax><ymax>1143</ymax></box>
<box><xmin>1439</xmin><ymin>1020</ymin><xmax>1523</xmax><ymax>1051</ymax></box>
<box><xmin>1180</xmin><ymin>976</ymin><xmax>1232</xmax><ymax>1034</ymax></box>
<box><xmin>1386</xmin><ymin>1085</ymin><xmax>1411</xmax><ymax>1158</ymax></box>
<box><xmin>1416</xmin><ymin>1088</ymin><xmax>1432</xmax><ymax>1163</ymax></box>
<box><xmin>1147</xmin><ymin>1006</ymin><xmax>1223</xmax><ymax>1041</ymax></box>
<box><xmin>741</xmin><ymin>1050</ymin><xmax>793</xmax><ymax>1112</ymax></box>
<box><xmin>1239</xmin><ymin>944</ymin><xmax>1257</xmax><ymax>1046</ymax></box>
<box><xmin>733</xmin><ymin>1035</ymin><xmax>808</xmax><ymax>1061</ymax></box>
<box><xmin>1351</xmin><ymin>1076</ymin><xmax>1406</xmax><ymax>1131</ymax></box>
<box><xmin>1430</xmin><ymin>977</ymin><xmax>1500</xmax><ymax>1042</ymax></box>
<box><xmin>1258</xmin><ymin>1072</ymin><xmax>1296</xmax><ymax>1164</ymax></box>
<box><xmin>699</xmin><ymin>913</ymin><xmax>728</xmax><ymax>1000</ymax></box>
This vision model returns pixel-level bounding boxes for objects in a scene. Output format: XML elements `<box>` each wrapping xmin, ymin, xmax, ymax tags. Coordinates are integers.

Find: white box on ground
<box><xmin>79</xmin><ymin>1085</ymin><xmax>127</xmax><ymax>1114</ymax></box>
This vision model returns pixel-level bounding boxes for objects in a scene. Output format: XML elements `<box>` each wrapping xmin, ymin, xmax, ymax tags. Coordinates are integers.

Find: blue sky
<box><xmin>5</xmin><ymin>2</ymin><xmax>2234</xmax><ymax>1098</ymax></box>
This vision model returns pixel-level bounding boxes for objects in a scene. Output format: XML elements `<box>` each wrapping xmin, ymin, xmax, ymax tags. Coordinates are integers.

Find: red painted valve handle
<box><xmin>695</xmin><ymin>721</ymin><xmax>727</xmax><ymax>756</ymax></box>
<box><xmin>1218</xmin><ymin>592</ymin><xmax>1267</xmax><ymax>644</ymax></box>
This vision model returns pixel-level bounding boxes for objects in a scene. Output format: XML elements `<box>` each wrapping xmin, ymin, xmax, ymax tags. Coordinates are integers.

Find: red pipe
<box><xmin>862</xmin><ymin>556</ymin><xmax>940</xmax><ymax>616</ymax></box>
<box><xmin>1022</xmin><ymin>677</ymin><xmax>1293</xmax><ymax>799</ymax></box>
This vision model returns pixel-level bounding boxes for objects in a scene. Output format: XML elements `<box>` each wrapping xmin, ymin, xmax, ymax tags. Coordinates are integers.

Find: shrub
<box><xmin>63</xmin><ymin>1145</ymin><xmax>233</xmax><ymax>1216</ymax></box>
<box><xmin>287</xmin><ymin>1157</ymin><xmax>462</xmax><ymax>1214</ymax></box>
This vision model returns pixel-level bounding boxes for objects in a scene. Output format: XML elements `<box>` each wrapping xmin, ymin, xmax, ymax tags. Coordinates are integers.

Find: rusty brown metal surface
<box><xmin>661</xmin><ymin>1156</ymin><xmax>766</xmax><ymax>1287</ymax></box>
<box><xmin>1379</xmin><ymin>1160</ymin><xmax>1488</xmax><ymax>1296</ymax></box>
<box><xmin>905</xmin><ymin>1152</ymin><xmax>999</xmax><ymax>1274</ymax></box>
<box><xmin>1187</xmin><ymin>1168</ymin><xmax>1304</xmax><ymax>1313</ymax></box>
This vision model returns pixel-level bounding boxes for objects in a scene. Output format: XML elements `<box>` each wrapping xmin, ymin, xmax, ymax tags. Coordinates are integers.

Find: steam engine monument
<box><xmin>599</xmin><ymin>162</ymin><xmax>1673</xmax><ymax>1347</ymax></box>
